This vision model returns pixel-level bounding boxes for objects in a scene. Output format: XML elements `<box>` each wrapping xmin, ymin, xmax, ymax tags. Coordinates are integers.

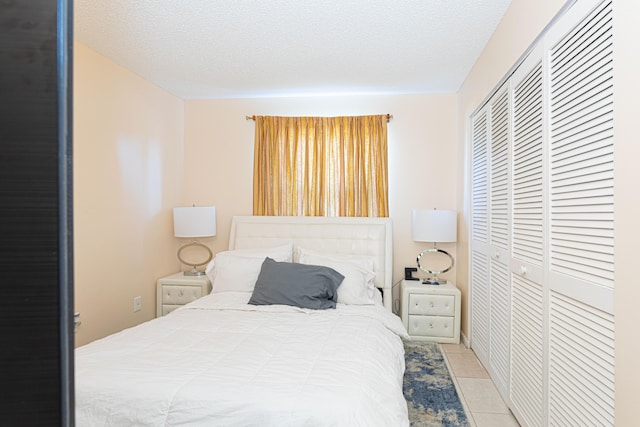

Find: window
<box><xmin>253</xmin><ymin>115</ymin><xmax>388</xmax><ymax>217</ymax></box>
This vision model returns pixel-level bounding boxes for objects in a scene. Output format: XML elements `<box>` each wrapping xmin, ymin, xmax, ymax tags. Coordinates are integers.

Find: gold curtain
<box><xmin>253</xmin><ymin>115</ymin><xmax>388</xmax><ymax>217</ymax></box>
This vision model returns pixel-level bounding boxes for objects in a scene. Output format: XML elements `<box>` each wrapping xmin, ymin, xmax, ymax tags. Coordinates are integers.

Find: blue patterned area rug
<box><xmin>403</xmin><ymin>340</ymin><xmax>470</xmax><ymax>427</ymax></box>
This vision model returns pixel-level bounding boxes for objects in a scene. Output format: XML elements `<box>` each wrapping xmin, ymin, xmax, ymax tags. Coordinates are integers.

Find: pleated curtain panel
<box><xmin>253</xmin><ymin>115</ymin><xmax>389</xmax><ymax>217</ymax></box>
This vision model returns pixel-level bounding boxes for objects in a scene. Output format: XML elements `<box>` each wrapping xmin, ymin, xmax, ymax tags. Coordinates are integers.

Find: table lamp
<box><xmin>173</xmin><ymin>205</ymin><xmax>216</xmax><ymax>276</ymax></box>
<box><xmin>412</xmin><ymin>209</ymin><xmax>457</xmax><ymax>284</ymax></box>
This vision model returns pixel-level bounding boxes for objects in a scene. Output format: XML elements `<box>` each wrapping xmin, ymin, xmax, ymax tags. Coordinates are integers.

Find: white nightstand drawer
<box><xmin>407</xmin><ymin>315</ymin><xmax>454</xmax><ymax>338</ymax></box>
<box><xmin>156</xmin><ymin>273</ymin><xmax>212</xmax><ymax>318</ymax></box>
<box><xmin>408</xmin><ymin>293</ymin><xmax>455</xmax><ymax>316</ymax></box>
<box><xmin>162</xmin><ymin>285</ymin><xmax>204</xmax><ymax>305</ymax></box>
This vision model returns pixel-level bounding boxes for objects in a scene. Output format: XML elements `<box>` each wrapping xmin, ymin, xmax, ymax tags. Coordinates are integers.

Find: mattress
<box><xmin>75</xmin><ymin>292</ymin><xmax>410</xmax><ymax>426</ymax></box>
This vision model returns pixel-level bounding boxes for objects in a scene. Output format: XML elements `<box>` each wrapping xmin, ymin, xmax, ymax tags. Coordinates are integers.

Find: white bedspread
<box><xmin>76</xmin><ymin>292</ymin><xmax>410</xmax><ymax>426</ymax></box>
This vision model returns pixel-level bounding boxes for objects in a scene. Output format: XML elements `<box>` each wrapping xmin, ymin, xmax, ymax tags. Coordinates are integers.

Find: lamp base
<box><xmin>416</xmin><ymin>246</ymin><xmax>454</xmax><ymax>286</ymax></box>
<box><xmin>422</xmin><ymin>278</ymin><xmax>447</xmax><ymax>285</ymax></box>
<box><xmin>177</xmin><ymin>240</ymin><xmax>213</xmax><ymax>278</ymax></box>
<box><xmin>183</xmin><ymin>270</ymin><xmax>206</xmax><ymax>276</ymax></box>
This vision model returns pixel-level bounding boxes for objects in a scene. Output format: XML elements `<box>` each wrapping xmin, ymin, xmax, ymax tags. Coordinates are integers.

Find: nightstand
<box><xmin>156</xmin><ymin>272</ymin><xmax>212</xmax><ymax>317</ymax></box>
<box><xmin>400</xmin><ymin>279</ymin><xmax>461</xmax><ymax>344</ymax></box>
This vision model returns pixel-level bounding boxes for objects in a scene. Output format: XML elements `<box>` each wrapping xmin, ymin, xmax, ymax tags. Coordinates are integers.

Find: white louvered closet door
<box><xmin>470</xmin><ymin>81</ymin><xmax>512</xmax><ymax>403</ymax></box>
<box><xmin>469</xmin><ymin>1</ymin><xmax>615</xmax><ymax>426</ymax></box>
<box><xmin>545</xmin><ymin>1</ymin><xmax>614</xmax><ymax>425</ymax></box>
<box><xmin>488</xmin><ymin>84</ymin><xmax>511</xmax><ymax>402</ymax></box>
<box><xmin>509</xmin><ymin>44</ymin><xmax>546</xmax><ymax>427</ymax></box>
<box><xmin>470</xmin><ymin>107</ymin><xmax>490</xmax><ymax>369</ymax></box>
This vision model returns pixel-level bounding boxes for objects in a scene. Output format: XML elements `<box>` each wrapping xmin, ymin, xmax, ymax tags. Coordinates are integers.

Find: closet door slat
<box><xmin>472</xmin><ymin>112</ymin><xmax>489</xmax><ymax>243</ymax></box>
<box><xmin>549</xmin><ymin>291</ymin><xmax>615</xmax><ymax>427</ymax></box>
<box><xmin>511</xmin><ymin>274</ymin><xmax>544</xmax><ymax>427</ymax></box>
<box><xmin>470</xmin><ymin>249</ymin><xmax>490</xmax><ymax>364</ymax></box>
<box><xmin>490</xmin><ymin>88</ymin><xmax>511</xmax><ymax>251</ymax></box>
<box><xmin>489</xmin><ymin>258</ymin><xmax>510</xmax><ymax>397</ymax></box>
<box><xmin>549</xmin><ymin>0</ymin><xmax>614</xmax><ymax>289</ymax></box>
<box><xmin>513</xmin><ymin>62</ymin><xmax>544</xmax><ymax>266</ymax></box>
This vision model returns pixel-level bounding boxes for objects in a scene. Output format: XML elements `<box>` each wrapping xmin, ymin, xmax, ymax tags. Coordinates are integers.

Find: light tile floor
<box><xmin>440</xmin><ymin>343</ymin><xmax>520</xmax><ymax>427</ymax></box>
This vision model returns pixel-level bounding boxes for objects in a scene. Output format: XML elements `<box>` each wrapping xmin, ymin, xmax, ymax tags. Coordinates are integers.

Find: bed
<box><xmin>76</xmin><ymin>216</ymin><xmax>410</xmax><ymax>426</ymax></box>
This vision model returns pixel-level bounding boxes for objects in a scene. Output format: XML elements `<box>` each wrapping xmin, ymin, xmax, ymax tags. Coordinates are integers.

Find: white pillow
<box><xmin>208</xmin><ymin>244</ymin><xmax>293</xmax><ymax>293</ymax></box>
<box><xmin>294</xmin><ymin>247</ymin><xmax>376</xmax><ymax>271</ymax></box>
<box><xmin>298</xmin><ymin>251</ymin><xmax>377</xmax><ymax>305</ymax></box>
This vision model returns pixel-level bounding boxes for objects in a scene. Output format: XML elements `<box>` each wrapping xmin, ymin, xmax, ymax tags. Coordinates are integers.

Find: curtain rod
<box><xmin>245</xmin><ymin>114</ymin><xmax>393</xmax><ymax>123</ymax></box>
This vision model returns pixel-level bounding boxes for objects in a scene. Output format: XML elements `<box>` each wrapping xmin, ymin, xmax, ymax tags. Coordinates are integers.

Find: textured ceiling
<box><xmin>74</xmin><ymin>0</ymin><xmax>512</xmax><ymax>99</ymax></box>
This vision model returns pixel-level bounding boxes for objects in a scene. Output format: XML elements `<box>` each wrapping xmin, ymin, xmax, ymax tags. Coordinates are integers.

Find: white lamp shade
<box><xmin>413</xmin><ymin>209</ymin><xmax>457</xmax><ymax>243</ymax></box>
<box><xmin>173</xmin><ymin>206</ymin><xmax>216</xmax><ymax>238</ymax></box>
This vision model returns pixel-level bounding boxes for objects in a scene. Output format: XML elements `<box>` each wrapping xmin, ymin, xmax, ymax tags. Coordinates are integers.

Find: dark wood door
<box><xmin>0</xmin><ymin>1</ymin><xmax>74</xmax><ymax>425</ymax></box>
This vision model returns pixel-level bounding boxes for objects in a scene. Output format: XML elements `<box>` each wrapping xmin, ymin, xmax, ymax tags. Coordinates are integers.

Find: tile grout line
<box><xmin>438</xmin><ymin>343</ymin><xmax>478</xmax><ymax>427</ymax></box>
<box><xmin>441</xmin><ymin>344</ymin><xmax>521</xmax><ymax>427</ymax></box>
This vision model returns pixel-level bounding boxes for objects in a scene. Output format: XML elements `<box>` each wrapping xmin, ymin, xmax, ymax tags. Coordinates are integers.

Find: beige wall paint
<box><xmin>612</xmin><ymin>1</ymin><xmax>640</xmax><ymax>423</ymax></box>
<box><xmin>455</xmin><ymin>0</ymin><xmax>567</xmax><ymax>343</ymax></box>
<box><xmin>183</xmin><ymin>94</ymin><xmax>459</xmax><ymax>309</ymax></box>
<box><xmin>73</xmin><ymin>42</ymin><xmax>185</xmax><ymax>346</ymax></box>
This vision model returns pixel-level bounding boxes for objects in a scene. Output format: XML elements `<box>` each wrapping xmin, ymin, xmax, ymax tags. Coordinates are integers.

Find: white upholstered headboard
<box><xmin>228</xmin><ymin>216</ymin><xmax>393</xmax><ymax>311</ymax></box>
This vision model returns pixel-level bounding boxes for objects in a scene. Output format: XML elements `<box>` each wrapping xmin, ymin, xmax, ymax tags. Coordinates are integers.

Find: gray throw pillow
<box><xmin>249</xmin><ymin>257</ymin><xmax>344</xmax><ymax>310</ymax></box>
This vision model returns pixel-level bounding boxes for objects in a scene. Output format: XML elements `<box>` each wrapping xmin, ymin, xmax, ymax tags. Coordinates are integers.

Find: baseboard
<box><xmin>460</xmin><ymin>330</ymin><xmax>470</xmax><ymax>348</ymax></box>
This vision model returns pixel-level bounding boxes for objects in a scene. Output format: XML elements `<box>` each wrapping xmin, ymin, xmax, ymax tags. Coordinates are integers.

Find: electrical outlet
<box><xmin>133</xmin><ymin>296</ymin><xmax>142</xmax><ymax>312</ymax></box>
<box><xmin>74</xmin><ymin>312</ymin><xmax>81</xmax><ymax>333</ymax></box>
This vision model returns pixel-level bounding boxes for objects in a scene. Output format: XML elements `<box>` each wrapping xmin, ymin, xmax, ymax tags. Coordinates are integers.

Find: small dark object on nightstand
<box><xmin>405</xmin><ymin>267</ymin><xmax>419</xmax><ymax>281</ymax></box>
